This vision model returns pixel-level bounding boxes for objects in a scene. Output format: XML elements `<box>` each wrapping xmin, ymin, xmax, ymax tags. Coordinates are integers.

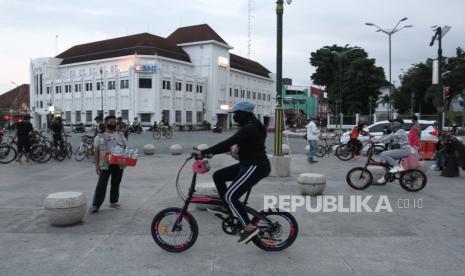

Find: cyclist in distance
<box><xmin>191</xmin><ymin>101</ymin><xmax>271</xmax><ymax>244</ymax></box>
<box><xmin>348</xmin><ymin>121</ymin><xmax>369</xmax><ymax>160</ymax></box>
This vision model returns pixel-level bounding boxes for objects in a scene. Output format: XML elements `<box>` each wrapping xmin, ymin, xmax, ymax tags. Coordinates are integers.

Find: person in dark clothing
<box><xmin>116</xmin><ymin>117</ymin><xmax>128</xmax><ymax>140</ymax></box>
<box><xmin>14</xmin><ymin>115</ymin><xmax>33</xmax><ymax>163</ymax></box>
<box><xmin>348</xmin><ymin>121</ymin><xmax>369</xmax><ymax>159</ymax></box>
<box><xmin>192</xmin><ymin>101</ymin><xmax>271</xmax><ymax>244</ymax></box>
<box><xmin>94</xmin><ymin>116</ymin><xmax>105</xmax><ymax>137</ymax></box>
<box><xmin>51</xmin><ymin>116</ymin><xmax>64</xmax><ymax>147</ymax></box>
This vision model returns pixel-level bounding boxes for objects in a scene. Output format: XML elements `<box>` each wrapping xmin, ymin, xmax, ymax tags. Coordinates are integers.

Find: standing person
<box><xmin>429</xmin><ymin>122</ymin><xmax>439</xmax><ymax>137</ymax></box>
<box><xmin>191</xmin><ymin>101</ymin><xmax>271</xmax><ymax>243</ymax></box>
<box><xmin>51</xmin><ymin>116</ymin><xmax>64</xmax><ymax>147</ymax></box>
<box><xmin>116</xmin><ymin>116</ymin><xmax>128</xmax><ymax>140</ymax></box>
<box><xmin>14</xmin><ymin>115</ymin><xmax>33</xmax><ymax>163</ymax></box>
<box><xmin>94</xmin><ymin>116</ymin><xmax>105</xmax><ymax>137</ymax></box>
<box><xmin>348</xmin><ymin>121</ymin><xmax>369</xmax><ymax>160</ymax></box>
<box><xmin>89</xmin><ymin>115</ymin><xmax>127</xmax><ymax>214</ymax></box>
<box><xmin>306</xmin><ymin>118</ymin><xmax>320</xmax><ymax>164</ymax></box>
<box><xmin>408</xmin><ymin>115</ymin><xmax>421</xmax><ymax>150</ymax></box>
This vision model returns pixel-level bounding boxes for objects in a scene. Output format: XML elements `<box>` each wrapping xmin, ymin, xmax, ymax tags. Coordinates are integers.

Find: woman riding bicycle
<box><xmin>375</xmin><ymin>119</ymin><xmax>413</xmax><ymax>183</ymax></box>
<box><xmin>348</xmin><ymin>121</ymin><xmax>369</xmax><ymax>160</ymax></box>
<box><xmin>191</xmin><ymin>101</ymin><xmax>271</xmax><ymax>244</ymax></box>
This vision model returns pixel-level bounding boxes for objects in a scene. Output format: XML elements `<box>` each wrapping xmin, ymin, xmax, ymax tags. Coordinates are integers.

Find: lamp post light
<box><xmin>365</xmin><ymin>18</ymin><xmax>413</xmax><ymax>120</ymax></box>
<box><xmin>274</xmin><ymin>0</ymin><xmax>292</xmax><ymax>156</ymax></box>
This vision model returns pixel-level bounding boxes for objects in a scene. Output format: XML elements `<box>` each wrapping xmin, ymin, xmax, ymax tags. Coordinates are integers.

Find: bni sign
<box><xmin>135</xmin><ymin>64</ymin><xmax>157</xmax><ymax>73</ymax></box>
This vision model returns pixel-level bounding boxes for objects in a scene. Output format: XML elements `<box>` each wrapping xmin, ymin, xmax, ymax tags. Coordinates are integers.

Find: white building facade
<box><xmin>30</xmin><ymin>24</ymin><xmax>275</xmax><ymax>129</ymax></box>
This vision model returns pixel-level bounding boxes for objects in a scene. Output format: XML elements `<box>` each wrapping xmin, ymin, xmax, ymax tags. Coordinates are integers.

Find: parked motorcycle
<box><xmin>129</xmin><ymin>124</ymin><xmax>143</xmax><ymax>134</ymax></box>
<box><xmin>72</xmin><ymin>123</ymin><xmax>86</xmax><ymax>133</ymax></box>
<box><xmin>212</xmin><ymin>124</ymin><xmax>222</xmax><ymax>133</ymax></box>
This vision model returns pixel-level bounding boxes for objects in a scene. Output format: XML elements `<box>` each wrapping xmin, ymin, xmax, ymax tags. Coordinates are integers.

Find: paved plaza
<box><xmin>1</xmin><ymin>131</ymin><xmax>465</xmax><ymax>276</ymax></box>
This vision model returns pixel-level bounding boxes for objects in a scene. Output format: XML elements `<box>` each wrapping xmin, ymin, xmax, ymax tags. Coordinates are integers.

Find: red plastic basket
<box><xmin>104</xmin><ymin>154</ymin><xmax>137</xmax><ymax>167</ymax></box>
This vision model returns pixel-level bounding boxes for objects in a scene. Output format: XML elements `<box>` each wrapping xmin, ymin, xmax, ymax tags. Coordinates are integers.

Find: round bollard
<box><xmin>297</xmin><ymin>173</ymin><xmax>326</xmax><ymax>196</ymax></box>
<box><xmin>282</xmin><ymin>144</ymin><xmax>290</xmax><ymax>155</ymax></box>
<box><xmin>197</xmin><ymin>144</ymin><xmax>209</xmax><ymax>151</ymax></box>
<box><xmin>367</xmin><ymin>166</ymin><xmax>386</xmax><ymax>182</ymax></box>
<box><xmin>194</xmin><ymin>182</ymin><xmax>218</xmax><ymax>210</ymax></box>
<box><xmin>44</xmin><ymin>192</ymin><xmax>87</xmax><ymax>226</ymax></box>
<box><xmin>170</xmin><ymin>144</ymin><xmax>183</xmax><ymax>155</ymax></box>
<box><xmin>143</xmin><ymin>144</ymin><xmax>155</xmax><ymax>155</ymax></box>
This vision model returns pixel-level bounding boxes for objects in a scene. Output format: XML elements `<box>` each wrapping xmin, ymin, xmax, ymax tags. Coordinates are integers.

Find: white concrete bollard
<box><xmin>44</xmin><ymin>192</ymin><xmax>87</xmax><ymax>226</ymax></box>
<box><xmin>143</xmin><ymin>144</ymin><xmax>156</xmax><ymax>155</ymax></box>
<box><xmin>269</xmin><ymin>155</ymin><xmax>291</xmax><ymax>177</ymax></box>
<box><xmin>297</xmin><ymin>173</ymin><xmax>326</xmax><ymax>196</ymax></box>
<box><xmin>197</xmin><ymin>144</ymin><xmax>209</xmax><ymax>151</ymax></box>
<box><xmin>194</xmin><ymin>182</ymin><xmax>218</xmax><ymax>210</ymax></box>
<box><xmin>170</xmin><ymin>144</ymin><xmax>183</xmax><ymax>155</ymax></box>
<box><xmin>282</xmin><ymin>144</ymin><xmax>290</xmax><ymax>155</ymax></box>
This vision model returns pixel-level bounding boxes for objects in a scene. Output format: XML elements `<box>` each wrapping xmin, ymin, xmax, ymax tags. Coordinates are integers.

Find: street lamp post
<box><xmin>100</xmin><ymin>68</ymin><xmax>104</xmax><ymax>118</ymax></box>
<box><xmin>365</xmin><ymin>18</ymin><xmax>413</xmax><ymax>120</ymax></box>
<box><xmin>274</xmin><ymin>0</ymin><xmax>292</xmax><ymax>156</ymax></box>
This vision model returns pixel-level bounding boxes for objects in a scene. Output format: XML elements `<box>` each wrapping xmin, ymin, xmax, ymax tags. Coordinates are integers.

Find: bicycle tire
<box><xmin>335</xmin><ymin>144</ymin><xmax>354</xmax><ymax>161</ymax></box>
<box><xmin>399</xmin><ymin>169</ymin><xmax>427</xmax><ymax>192</ymax></box>
<box><xmin>0</xmin><ymin>145</ymin><xmax>17</xmax><ymax>164</ymax></box>
<box><xmin>66</xmin><ymin>143</ymin><xmax>73</xmax><ymax>159</ymax></box>
<box><xmin>74</xmin><ymin>144</ymin><xmax>88</xmax><ymax>161</ymax></box>
<box><xmin>164</xmin><ymin>129</ymin><xmax>173</xmax><ymax>139</ymax></box>
<box><xmin>315</xmin><ymin>145</ymin><xmax>326</xmax><ymax>157</ymax></box>
<box><xmin>151</xmin><ymin>207</ymin><xmax>198</xmax><ymax>253</ymax></box>
<box><xmin>346</xmin><ymin>167</ymin><xmax>373</xmax><ymax>190</ymax></box>
<box><xmin>30</xmin><ymin>144</ymin><xmax>46</xmax><ymax>163</ymax></box>
<box><xmin>153</xmin><ymin>129</ymin><xmax>161</xmax><ymax>140</ymax></box>
<box><xmin>37</xmin><ymin>146</ymin><xmax>52</xmax><ymax>163</ymax></box>
<box><xmin>251</xmin><ymin>210</ymin><xmax>298</xmax><ymax>251</ymax></box>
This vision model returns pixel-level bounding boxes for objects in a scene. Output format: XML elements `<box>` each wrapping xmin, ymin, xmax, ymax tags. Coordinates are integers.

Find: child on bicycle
<box><xmin>349</xmin><ymin>121</ymin><xmax>369</xmax><ymax>160</ymax></box>
<box><xmin>375</xmin><ymin>119</ymin><xmax>413</xmax><ymax>183</ymax></box>
<box><xmin>191</xmin><ymin>101</ymin><xmax>271</xmax><ymax>244</ymax></box>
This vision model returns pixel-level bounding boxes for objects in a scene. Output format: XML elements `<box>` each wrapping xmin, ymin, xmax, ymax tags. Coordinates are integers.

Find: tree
<box><xmin>309</xmin><ymin>45</ymin><xmax>386</xmax><ymax>115</ymax></box>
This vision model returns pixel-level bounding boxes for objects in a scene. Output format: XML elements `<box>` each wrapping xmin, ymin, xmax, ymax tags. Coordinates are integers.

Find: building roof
<box><xmin>0</xmin><ymin>84</ymin><xmax>30</xmax><ymax>110</ymax></box>
<box><xmin>56</xmin><ymin>33</ymin><xmax>191</xmax><ymax>65</ymax></box>
<box><xmin>167</xmin><ymin>24</ymin><xmax>229</xmax><ymax>45</ymax></box>
<box><xmin>230</xmin><ymin>54</ymin><xmax>271</xmax><ymax>78</ymax></box>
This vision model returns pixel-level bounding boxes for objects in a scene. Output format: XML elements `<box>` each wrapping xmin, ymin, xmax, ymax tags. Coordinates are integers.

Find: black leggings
<box><xmin>213</xmin><ymin>162</ymin><xmax>270</xmax><ymax>226</ymax></box>
<box><xmin>348</xmin><ymin>138</ymin><xmax>363</xmax><ymax>155</ymax></box>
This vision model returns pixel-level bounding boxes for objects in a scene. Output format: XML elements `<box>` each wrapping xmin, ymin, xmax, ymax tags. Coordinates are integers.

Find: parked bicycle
<box><xmin>74</xmin><ymin>134</ymin><xmax>94</xmax><ymax>161</ymax></box>
<box><xmin>315</xmin><ymin>133</ymin><xmax>342</xmax><ymax>157</ymax></box>
<box><xmin>151</xmin><ymin>153</ymin><xmax>299</xmax><ymax>252</ymax></box>
<box><xmin>335</xmin><ymin>138</ymin><xmax>386</xmax><ymax>161</ymax></box>
<box><xmin>0</xmin><ymin>135</ymin><xmax>17</xmax><ymax>164</ymax></box>
<box><xmin>346</xmin><ymin>141</ymin><xmax>427</xmax><ymax>192</ymax></box>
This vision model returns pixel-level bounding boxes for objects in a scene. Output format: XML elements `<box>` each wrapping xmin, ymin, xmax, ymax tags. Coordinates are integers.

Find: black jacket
<box><xmin>201</xmin><ymin>119</ymin><xmax>269</xmax><ymax>166</ymax></box>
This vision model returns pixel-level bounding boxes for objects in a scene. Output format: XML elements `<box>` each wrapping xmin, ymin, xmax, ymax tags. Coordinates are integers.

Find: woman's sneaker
<box><xmin>237</xmin><ymin>228</ymin><xmax>260</xmax><ymax>244</ymax></box>
<box><xmin>389</xmin><ymin>165</ymin><xmax>404</xmax><ymax>173</ymax></box>
<box><xmin>89</xmin><ymin>206</ymin><xmax>99</xmax><ymax>214</ymax></box>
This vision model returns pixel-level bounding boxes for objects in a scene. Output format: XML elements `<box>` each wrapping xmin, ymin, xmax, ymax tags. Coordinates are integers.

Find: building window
<box><xmin>74</xmin><ymin>84</ymin><xmax>81</xmax><ymax>92</ymax></box>
<box><xmin>247</xmin><ymin>90</ymin><xmax>251</xmax><ymax>99</ymax></box>
<box><xmin>46</xmin><ymin>86</ymin><xmax>51</xmax><ymax>94</ymax></box>
<box><xmin>108</xmin><ymin>80</ymin><xmax>116</xmax><ymax>90</ymax></box>
<box><xmin>139</xmin><ymin>78</ymin><xmax>152</xmax><ymax>88</ymax></box>
<box><xmin>55</xmin><ymin>86</ymin><xmax>62</xmax><ymax>93</ymax></box>
<box><xmin>268</xmin><ymin>94</ymin><xmax>271</xmax><ymax>101</ymax></box>
<box><xmin>75</xmin><ymin>111</ymin><xmax>81</xmax><ymax>123</ymax></box>
<box><xmin>240</xmin><ymin>90</ymin><xmax>245</xmax><ymax>98</ymax></box>
<box><xmin>120</xmin><ymin>79</ymin><xmax>129</xmax><ymax>89</ymax></box>
<box><xmin>162</xmin><ymin>110</ymin><xmax>170</xmax><ymax>123</ymax></box>
<box><xmin>258</xmin><ymin>93</ymin><xmax>262</xmax><ymax>100</ymax></box>
<box><xmin>186</xmin><ymin>111</ymin><xmax>192</xmax><ymax>123</ymax></box>
<box><xmin>162</xmin><ymin>80</ymin><xmax>171</xmax><ymax>90</ymax></box>
<box><xmin>252</xmin><ymin>92</ymin><xmax>256</xmax><ymax>100</ymax></box>
<box><xmin>96</xmin><ymin>81</ymin><xmax>103</xmax><ymax>91</ymax></box>
<box><xmin>85</xmin><ymin>83</ymin><xmax>92</xmax><ymax>91</ymax></box>
<box><xmin>234</xmin><ymin>89</ymin><xmax>239</xmax><ymax>97</ymax></box>
<box><xmin>175</xmin><ymin>82</ymin><xmax>182</xmax><ymax>91</ymax></box>
<box><xmin>196</xmin><ymin>111</ymin><xmax>203</xmax><ymax>123</ymax></box>
<box><xmin>196</xmin><ymin>85</ymin><xmax>203</xmax><ymax>93</ymax></box>
<box><xmin>141</xmin><ymin>113</ymin><xmax>151</xmax><ymax>123</ymax></box>
<box><xmin>65</xmin><ymin>111</ymin><xmax>71</xmax><ymax>123</ymax></box>
<box><xmin>39</xmin><ymin>74</ymin><xmax>43</xmax><ymax>95</ymax></box>
<box><xmin>175</xmin><ymin>110</ymin><xmax>182</xmax><ymax>124</ymax></box>
<box><xmin>86</xmin><ymin>111</ymin><xmax>92</xmax><ymax>123</ymax></box>
<box><xmin>40</xmin><ymin>101</ymin><xmax>43</xmax><ymax>108</ymax></box>
<box><xmin>121</xmin><ymin>110</ymin><xmax>129</xmax><ymax>121</ymax></box>
<box><xmin>229</xmin><ymin>88</ymin><xmax>232</xmax><ymax>97</ymax></box>
<box><xmin>65</xmin><ymin>84</ymin><xmax>71</xmax><ymax>93</ymax></box>
<box><xmin>186</xmin><ymin>83</ymin><xmax>193</xmax><ymax>92</ymax></box>
<box><xmin>109</xmin><ymin>110</ymin><xmax>115</xmax><ymax>116</ymax></box>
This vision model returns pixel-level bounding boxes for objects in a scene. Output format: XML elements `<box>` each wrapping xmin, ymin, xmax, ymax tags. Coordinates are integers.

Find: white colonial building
<box><xmin>30</xmin><ymin>24</ymin><xmax>275</xmax><ymax>129</ymax></box>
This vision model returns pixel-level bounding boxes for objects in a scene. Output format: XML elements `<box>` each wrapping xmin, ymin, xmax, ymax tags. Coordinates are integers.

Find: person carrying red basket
<box><xmin>89</xmin><ymin>115</ymin><xmax>127</xmax><ymax>214</ymax></box>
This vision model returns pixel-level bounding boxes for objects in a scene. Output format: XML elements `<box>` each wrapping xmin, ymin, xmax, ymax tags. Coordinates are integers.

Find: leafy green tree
<box><xmin>309</xmin><ymin>45</ymin><xmax>386</xmax><ymax>115</ymax></box>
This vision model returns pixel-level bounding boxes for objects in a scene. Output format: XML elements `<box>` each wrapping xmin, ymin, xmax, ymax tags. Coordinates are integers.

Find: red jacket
<box><xmin>408</xmin><ymin>127</ymin><xmax>420</xmax><ymax>147</ymax></box>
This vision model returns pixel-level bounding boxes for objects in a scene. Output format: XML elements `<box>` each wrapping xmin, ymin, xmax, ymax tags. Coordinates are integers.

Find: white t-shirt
<box><xmin>306</xmin><ymin>121</ymin><xmax>320</xmax><ymax>141</ymax></box>
<box><xmin>94</xmin><ymin>132</ymin><xmax>127</xmax><ymax>170</ymax></box>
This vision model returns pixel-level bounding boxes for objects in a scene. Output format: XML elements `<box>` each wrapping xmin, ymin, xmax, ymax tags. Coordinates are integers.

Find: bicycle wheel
<box><xmin>52</xmin><ymin>145</ymin><xmax>66</xmax><ymax>161</ymax></box>
<box><xmin>346</xmin><ymin>167</ymin><xmax>373</xmax><ymax>190</ymax></box>
<box><xmin>251</xmin><ymin>210</ymin><xmax>298</xmax><ymax>251</ymax></box>
<box><xmin>30</xmin><ymin>144</ymin><xmax>46</xmax><ymax>163</ymax></box>
<box><xmin>164</xmin><ymin>129</ymin><xmax>173</xmax><ymax>139</ymax></box>
<box><xmin>151</xmin><ymin>207</ymin><xmax>198</xmax><ymax>253</ymax></box>
<box><xmin>66</xmin><ymin>143</ymin><xmax>73</xmax><ymax>159</ymax></box>
<box><xmin>335</xmin><ymin>144</ymin><xmax>354</xmax><ymax>161</ymax></box>
<box><xmin>153</xmin><ymin>129</ymin><xmax>161</xmax><ymax>140</ymax></box>
<box><xmin>315</xmin><ymin>145</ymin><xmax>326</xmax><ymax>157</ymax></box>
<box><xmin>399</xmin><ymin>169</ymin><xmax>427</xmax><ymax>192</ymax></box>
<box><xmin>74</xmin><ymin>144</ymin><xmax>88</xmax><ymax>161</ymax></box>
<box><xmin>37</xmin><ymin>145</ymin><xmax>52</xmax><ymax>163</ymax></box>
<box><xmin>0</xmin><ymin>145</ymin><xmax>17</xmax><ymax>164</ymax></box>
